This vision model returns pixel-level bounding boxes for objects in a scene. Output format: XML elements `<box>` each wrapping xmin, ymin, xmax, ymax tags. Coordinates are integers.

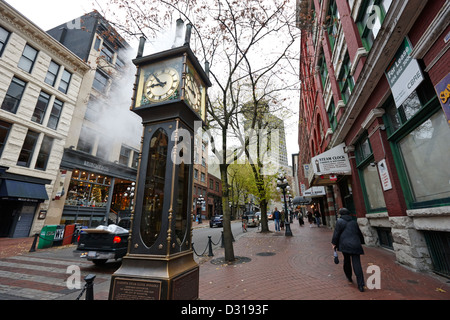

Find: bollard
<box><xmin>221</xmin><ymin>231</ymin><xmax>224</xmax><ymax>248</ymax></box>
<box><xmin>208</xmin><ymin>236</ymin><xmax>214</xmax><ymax>257</ymax></box>
<box><xmin>84</xmin><ymin>274</ymin><xmax>96</xmax><ymax>300</ymax></box>
<box><xmin>29</xmin><ymin>233</ymin><xmax>39</xmax><ymax>252</ymax></box>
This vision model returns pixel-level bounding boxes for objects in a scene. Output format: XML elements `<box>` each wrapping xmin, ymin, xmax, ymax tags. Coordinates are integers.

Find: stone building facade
<box><xmin>0</xmin><ymin>1</ymin><xmax>90</xmax><ymax>237</ymax></box>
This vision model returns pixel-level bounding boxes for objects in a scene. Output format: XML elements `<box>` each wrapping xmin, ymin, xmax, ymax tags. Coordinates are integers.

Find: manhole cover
<box><xmin>210</xmin><ymin>256</ymin><xmax>251</xmax><ymax>265</ymax></box>
<box><xmin>256</xmin><ymin>252</ymin><xmax>276</xmax><ymax>257</ymax></box>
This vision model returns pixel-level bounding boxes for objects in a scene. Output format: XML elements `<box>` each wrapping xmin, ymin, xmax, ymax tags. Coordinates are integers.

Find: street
<box><xmin>0</xmin><ymin>220</ymin><xmax>258</xmax><ymax>300</ymax></box>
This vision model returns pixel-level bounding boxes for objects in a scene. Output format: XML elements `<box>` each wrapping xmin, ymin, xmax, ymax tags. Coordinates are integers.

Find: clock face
<box><xmin>144</xmin><ymin>67</ymin><xmax>180</xmax><ymax>102</ymax></box>
<box><xmin>185</xmin><ymin>73</ymin><xmax>201</xmax><ymax>111</ymax></box>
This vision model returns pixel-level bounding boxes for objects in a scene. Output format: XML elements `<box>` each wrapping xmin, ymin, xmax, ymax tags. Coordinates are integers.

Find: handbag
<box><xmin>333</xmin><ymin>248</ymin><xmax>339</xmax><ymax>264</ymax></box>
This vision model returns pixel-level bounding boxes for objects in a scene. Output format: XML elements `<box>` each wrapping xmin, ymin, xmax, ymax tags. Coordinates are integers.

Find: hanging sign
<box><xmin>385</xmin><ymin>37</ymin><xmax>424</xmax><ymax>107</ymax></box>
<box><xmin>311</xmin><ymin>143</ymin><xmax>351</xmax><ymax>175</ymax></box>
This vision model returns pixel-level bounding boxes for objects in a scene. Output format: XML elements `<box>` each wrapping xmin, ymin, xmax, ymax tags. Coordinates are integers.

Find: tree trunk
<box><xmin>220</xmin><ymin>164</ymin><xmax>235</xmax><ymax>262</ymax></box>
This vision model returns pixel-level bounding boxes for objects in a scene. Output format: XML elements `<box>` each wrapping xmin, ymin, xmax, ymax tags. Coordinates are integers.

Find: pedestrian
<box><xmin>331</xmin><ymin>207</ymin><xmax>366</xmax><ymax>292</ymax></box>
<box><xmin>307</xmin><ymin>211</ymin><xmax>313</xmax><ymax>227</ymax></box>
<box><xmin>280</xmin><ymin>210</ymin><xmax>285</xmax><ymax>230</ymax></box>
<box><xmin>273</xmin><ymin>207</ymin><xmax>281</xmax><ymax>231</ymax></box>
<box><xmin>297</xmin><ymin>210</ymin><xmax>304</xmax><ymax>226</ymax></box>
<box><xmin>313</xmin><ymin>208</ymin><xmax>321</xmax><ymax>227</ymax></box>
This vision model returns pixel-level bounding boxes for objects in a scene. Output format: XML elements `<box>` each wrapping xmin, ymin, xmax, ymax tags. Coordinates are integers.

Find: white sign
<box><xmin>311</xmin><ymin>143</ymin><xmax>352</xmax><ymax>175</ymax></box>
<box><xmin>385</xmin><ymin>38</ymin><xmax>424</xmax><ymax>107</ymax></box>
<box><xmin>377</xmin><ymin>159</ymin><xmax>392</xmax><ymax>191</ymax></box>
<box><xmin>303</xmin><ymin>187</ymin><xmax>326</xmax><ymax>197</ymax></box>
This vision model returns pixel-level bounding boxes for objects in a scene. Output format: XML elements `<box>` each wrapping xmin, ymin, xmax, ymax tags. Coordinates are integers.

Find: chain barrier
<box><xmin>192</xmin><ymin>233</ymin><xmax>223</xmax><ymax>258</ymax></box>
<box><xmin>75</xmin><ymin>274</ymin><xmax>96</xmax><ymax>300</ymax></box>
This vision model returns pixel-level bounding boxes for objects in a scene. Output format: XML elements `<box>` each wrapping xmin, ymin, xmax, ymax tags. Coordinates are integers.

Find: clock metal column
<box><xmin>109</xmin><ymin>30</ymin><xmax>211</xmax><ymax>300</ymax></box>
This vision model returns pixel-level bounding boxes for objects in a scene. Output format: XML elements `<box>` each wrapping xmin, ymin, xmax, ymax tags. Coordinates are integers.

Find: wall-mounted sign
<box><xmin>377</xmin><ymin>159</ymin><xmax>392</xmax><ymax>191</ymax></box>
<box><xmin>434</xmin><ymin>72</ymin><xmax>450</xmax><ymax>126</ymax></box>
<box><xmin>385</xmin><ymin>37</ymin><xmax>424</xmax><ymax>108</ymax></box>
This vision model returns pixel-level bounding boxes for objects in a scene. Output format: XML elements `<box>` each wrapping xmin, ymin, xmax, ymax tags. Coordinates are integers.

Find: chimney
<box><xmin>137</xmin><ymin>36</ymin><xmax>146</xmax><ymax>58</ymax></box>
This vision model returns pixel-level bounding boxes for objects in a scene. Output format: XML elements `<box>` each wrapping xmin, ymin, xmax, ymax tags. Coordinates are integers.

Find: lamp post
<box><xmin>123</xmin><ymin>182</ymin><xmax>135</xmax><ymax>214</ymax></box>
<box><xmin>276</xmin><ymin>172</ymin><xmax>293</xmax><ymax>237</ymax></box>
<box><xmin>197</xmin><ymin>194</ymin><xmax>205</xmax><ymax>223</ymax></box>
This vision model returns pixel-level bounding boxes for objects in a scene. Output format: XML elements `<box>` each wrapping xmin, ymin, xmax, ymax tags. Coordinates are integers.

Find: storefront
<box><xmin>57</xmin><ymin>148</ymin><xmax>137</xmax><ymax>228</ymax></box>
<box><xmin>0</xmin><ymin>166</ymin><xmax>50</xmax><ymax>238</ymax></box>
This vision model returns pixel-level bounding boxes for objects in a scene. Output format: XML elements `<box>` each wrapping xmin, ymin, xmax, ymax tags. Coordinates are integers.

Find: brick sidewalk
<box><xmin>199</xmin><ymin>220</ymin><xmax>450</xmax><ymax>300</ymax></box>
<box><xmin>1</xmin><ymin>220</ymin><xmax>449</xmax><ymax>300</ymax></box>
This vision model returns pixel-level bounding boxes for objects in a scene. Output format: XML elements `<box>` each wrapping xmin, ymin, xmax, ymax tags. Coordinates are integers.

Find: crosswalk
<box><xmin>0</xmin><ymin>255</ymin><xmax>111</xmax><ymax>300</ymax></box>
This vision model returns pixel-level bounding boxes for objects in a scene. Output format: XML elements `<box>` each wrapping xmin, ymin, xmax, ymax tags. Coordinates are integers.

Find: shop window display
<box><xmin>65</xmin><ymin>170</ymin><xmax>110</xmax><ymax>207</ymax></box>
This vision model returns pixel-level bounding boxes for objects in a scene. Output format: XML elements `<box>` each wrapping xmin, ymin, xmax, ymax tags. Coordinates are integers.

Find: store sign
<box><xmin>434</xmin><ymin>72</ymin><xmax>450</xmax><ymax>126</ymax></box>
<box><xmin>303</xmin><ymin>187</ymin><xmax>326</xmax><ymax>197</ymax></box>
<box><xmin>385</xmin><ymin>38</ymin><xmax>424</xmax><ymax>107</ymax></box>
<box><xmin>311</xmin><ymin>143</ymin><xmax>351</xmax><ymax>175</ymax></box>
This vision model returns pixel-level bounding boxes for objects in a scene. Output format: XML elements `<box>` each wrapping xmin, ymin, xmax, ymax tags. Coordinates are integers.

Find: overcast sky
<box><xmin>5</xmin><ymin>0</ymin><xmax>300</xmax><ymax>163</ymax></box>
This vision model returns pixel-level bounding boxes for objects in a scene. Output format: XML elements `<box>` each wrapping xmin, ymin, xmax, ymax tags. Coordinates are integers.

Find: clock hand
<box><xmin>151</xmin><ymin>72</ymin><xmax>166</xmax><ymax>86</ymax></box>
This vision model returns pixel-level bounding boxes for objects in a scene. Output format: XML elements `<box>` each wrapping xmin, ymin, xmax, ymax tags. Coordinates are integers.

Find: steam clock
<box><xmin>109</xmin><ymin>26</ymin><xmax>211</xmax><ymax>300</ymax></box>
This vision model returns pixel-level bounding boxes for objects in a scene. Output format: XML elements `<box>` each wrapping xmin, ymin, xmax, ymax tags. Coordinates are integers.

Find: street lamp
<box><xmin>276</xmin><ymin>171</ymin><xmax>293</xmax><ymax>236</ymax></box>
<box><xmin>123</xmin><ymin>182</ymin><xmax>135</xmax><ymax>214</ymax></box>
<box><xmin>197</xmin><ymin>194</ymin><xmax>205</xmax><ymax>223</ymax></box>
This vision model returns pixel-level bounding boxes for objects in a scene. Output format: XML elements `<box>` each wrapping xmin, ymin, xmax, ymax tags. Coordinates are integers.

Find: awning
<box><xmin>0</xmin><ymin>180</ymin><xmax>49</xmax><ymax>201</ymax></box>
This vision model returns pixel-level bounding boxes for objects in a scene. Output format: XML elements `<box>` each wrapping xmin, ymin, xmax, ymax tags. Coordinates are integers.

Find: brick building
<box><xmin>297</xmin><ymin>0</ymin><xmax>450</xmax><ymax>276</ymax></box>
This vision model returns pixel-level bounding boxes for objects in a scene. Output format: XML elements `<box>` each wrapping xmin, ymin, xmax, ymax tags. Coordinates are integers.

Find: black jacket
<box><xmin>331</xmin><ymin>215</ymin><xmax>365</xmax><ymax>255</ymax></box>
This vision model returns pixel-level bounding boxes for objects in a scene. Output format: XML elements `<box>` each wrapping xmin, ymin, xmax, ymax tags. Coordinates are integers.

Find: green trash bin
<box><xmin>38</xmin><ymin>225</ymin><xmax>57</xmax><ymax>249</ymax></box>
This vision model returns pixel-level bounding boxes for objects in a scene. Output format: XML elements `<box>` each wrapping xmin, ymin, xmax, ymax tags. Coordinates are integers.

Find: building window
<box><xmin>58</xmin><ymin>69</ymin><xmax>72</xmax><ymax>94</ymax></box>
<box><xmin>356</xmin><ymin>135</ymin><xmax>386</xmax><ymax>212</ymax></box>
<box><xmin>100</xmin><ymin>44</ymin><xmax>114</xmax><ymax>63</ymax></box>
<box><xmin>201</xmin><ymin>172</ymin><xmax>206</xmax><ymax>182</ymax></box>
<box><xmin>18</xmin><ymin>44</ymin><xmax>38</xmax><ymax>73</ymax></box>
<box><xmin>47</xmin><ymin>98</ymin><xmax>63</xmax><ymax>130</ymax></box>
<box><xmin>96</xmin><ymin>137</ymin><xmax>111</xmax><ymax>160</ymax></box>
<box><xmin>17</xmin><ymin>130</ymin><xmax>39</xmax><ymax>167</ymax></box>
<box><xmin>384</xmin><ymin>80</ymin><xmax>449</xmax><ymax>208</ymax></box>
<box><xmin>0</xmin><ymin>26</ymin><xmax>11</xmax><ymax>57</ymax></box>
<box><xmin>119</xmin><ymin>146</ymin><xmax>132</xmax><ymax>166</ymax></box>
<box><xmin>132</xmin><ymin>150</ymin><xmax>139</xmax><ymax>169</ymax></box>
<box><xmin>31</xmin><ymin>91</ymin><xmax>51</xmax><ymax>124</ymax></box>
<box><xmin>77</xmin><ymin>126</ymin><xmax>95</xmax><ymax>154</ymax></box>
<box><xmin>45</xmin><ymin>61</ymin><xmax>60</xmax><ymax>86</ymax></box>
<box><xmin>35</xmin><ymin>135</ymin><xmax>53</xmax><ymax>170</ymax></box>
<box><xmin>0</xmin><ymin>120</ymin><xmax>12</xmax><ymax>157</ymax></box>
<box><xmin>326</xmin><ymin>0</ymin><xmax>340</xmax><ymax>51</ymax></box>
<box><xmin>319</xmin><ymin>52</ymin><xmax>328</xmax><ymax>88</ymax></box>
<box><xmin>194</xmin><ymin>169</ymin><xmax>199</xmax><ymax>179</ymax></box>
<box><xmin>338</xmin><ymin>52</ymin><xmax>354</xmax><ymax>104</ymax></box>
<box><xmin>327</xmin><ymin>100</ymin><xmax>337</xmax><ymax>131</ymax></box>
<box><xmin>1</xmin><ymin>77</ymin><xmax>27</xmax><ymax>113</ymax></box>
<box><xmin>93</xmin><ymin>70</ymin><xmax>109</xmax><ymax>93</ymax></box>
<box><xmin>356</xmin><ymin>0</ymin><xmax>391</xmax><ymax>52</ymax></box>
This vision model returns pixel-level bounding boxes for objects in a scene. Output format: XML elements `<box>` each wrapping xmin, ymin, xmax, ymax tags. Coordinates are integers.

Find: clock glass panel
<box><xmin>135</xmin><ymin>57</ymin><xmax>182</xmax><ymax>108</ymax></box>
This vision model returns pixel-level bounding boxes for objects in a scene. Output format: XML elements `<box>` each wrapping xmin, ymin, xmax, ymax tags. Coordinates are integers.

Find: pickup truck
<box><xmin>74</xmin><ymin>219</ymin><xmax>130</xmax><ymax>265</ymax></box>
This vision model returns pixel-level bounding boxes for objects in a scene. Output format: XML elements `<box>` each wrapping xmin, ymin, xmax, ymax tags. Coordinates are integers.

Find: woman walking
<box><xmin>331</xmin><ymin>208</ymin><xmax>366</xmax><ymax>292</ymax></box>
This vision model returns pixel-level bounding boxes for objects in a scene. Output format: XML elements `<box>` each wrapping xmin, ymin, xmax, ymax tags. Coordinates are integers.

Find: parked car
<box><xmin>210</xmin><ymin>215</ymin><xmax>224</xmax><ymax>228</ymax></box>
<box><xmin>246</xmin><ymin>214</ymin><xmax>260</xmax><ymax>227</ymax></box>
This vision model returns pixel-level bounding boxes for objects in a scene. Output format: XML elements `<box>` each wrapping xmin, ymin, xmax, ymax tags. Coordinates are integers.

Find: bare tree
<box><xmin>98</xmin><ymin>0</ymin><xmax>300</xmax><ymax>262</ymax></box>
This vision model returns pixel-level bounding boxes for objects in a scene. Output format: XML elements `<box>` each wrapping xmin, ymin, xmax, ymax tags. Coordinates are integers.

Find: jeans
<box><xmin>274</xmin><ymin>219</ymin><xmax>280</xmax><ymax>231</ymax></box>
<box><xmin>342</xmin><ymin>252</ymin><xmax>364</xmax><ymax>287</ymax></box>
